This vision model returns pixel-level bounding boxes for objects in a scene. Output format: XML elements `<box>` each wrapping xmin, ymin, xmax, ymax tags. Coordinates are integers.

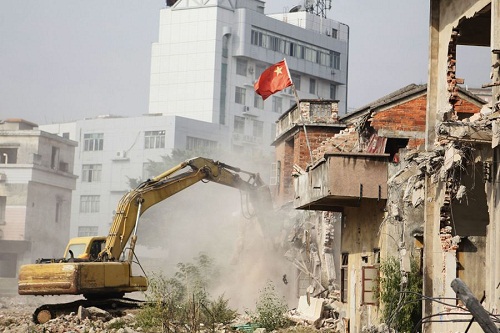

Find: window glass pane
<box><xmin>272</xmin><ymin>96</ymin><xmax>282</xmax><ymax>113</ymax></box>
<box><xmin>309</xmin><ymin>78</ymin><xmax>316</xmax><ymax>94</ymax></box>
<box><xmin>144</xmin><ymin>130</ymin><xmax>165</xmax><ymax>149</ymax></box>
<box><xmin>82</xmin><ymin>164</ymin><xmax>102</xmax><ymax>182</ymax></box>
<box><xmin>236</xmin><ymin>59</ymin><xmax>247</xmax><ymax>76</ymax></box>
<box><xmin>83</xmin><ymin>133</ymin><xmax>104</xmax><ymax>151</ymax></box>
<box><xmin>235</xmin><ymin>87</ymin><xmax>246</xmax><ymax>105</ymax></box>
<box><xmin>79</xmin><ymin>195</ymin><xmax>100</xmax><ymax>213</ymax></box>
<box><xmin>186</xmin><ymin>136</ymin><xmax>218</xmax><ymax>152</ymax></box>
<box><xmin>253</xmin><ymin>120</ymin><xmax>264</xmax><ymax>138</ymax></box>
<box><xmin>234</xmin><ymin>116</ymin><xmax>245</xmax><ymax>134</ymax></box>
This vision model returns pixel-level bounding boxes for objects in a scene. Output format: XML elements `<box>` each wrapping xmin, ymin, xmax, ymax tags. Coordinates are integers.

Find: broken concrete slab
<box><xmin>287</xmin><ymin>296</ymin><xmax>325</xmax><ymax>327</ymax></box>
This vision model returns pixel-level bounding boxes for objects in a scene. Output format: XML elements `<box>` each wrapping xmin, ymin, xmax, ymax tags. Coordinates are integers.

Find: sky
<box><xmin>0</xmin><ymin>0</ymin><xmax>491</xmax><ymax>125</ymax></box>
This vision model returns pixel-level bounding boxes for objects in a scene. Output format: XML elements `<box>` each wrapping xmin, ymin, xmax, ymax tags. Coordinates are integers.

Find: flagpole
<box><xmin>285</xmin><ymin>58</ymin><xmax>314</xmax><ymax>164</ymax></box>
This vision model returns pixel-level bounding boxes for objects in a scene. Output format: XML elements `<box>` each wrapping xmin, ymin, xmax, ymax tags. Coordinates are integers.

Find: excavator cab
<box><xmin>64</xmin><ymin>236</ymin><xmax>107</xmax><ymax>261</ymax></box>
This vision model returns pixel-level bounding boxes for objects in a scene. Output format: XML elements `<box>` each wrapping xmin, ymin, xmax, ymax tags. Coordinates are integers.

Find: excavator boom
<box><xmin>102</xmin><ymin>157</ymin><xmax>268</xmax><ymax>260</ymax></box>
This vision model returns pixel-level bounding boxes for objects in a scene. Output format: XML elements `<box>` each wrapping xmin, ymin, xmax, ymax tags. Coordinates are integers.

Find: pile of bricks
<box><xmin>311</xmin><ymin>127</ymin><xmax>359</xmax><ymax>161</ymax></box>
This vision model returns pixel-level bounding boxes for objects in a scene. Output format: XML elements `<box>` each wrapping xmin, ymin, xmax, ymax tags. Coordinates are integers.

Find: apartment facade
<box><xmin>0</xmin><ymin>119</ymin><xmax>77</xmax><ymax>280</ymax></box>
<box><xmin>148</xmin><ymin>0</ymin><xmax>348</xmax><ymax>156</ymax></box>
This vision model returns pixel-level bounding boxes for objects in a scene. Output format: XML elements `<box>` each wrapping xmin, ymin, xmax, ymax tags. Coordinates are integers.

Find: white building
<box><xmin>148</xmin><ymin>0</ymin><xmax>348</xmax><ymax>154</ymax></box>
<box><xmin>41</xmin><ymin>114</ymin><xmax>228</xmax><ymax>238</ymax></box>
<box><xmin>0</xmin><ymin>119</ymin><xmax>77</xmax><ymax>285</ymax></box>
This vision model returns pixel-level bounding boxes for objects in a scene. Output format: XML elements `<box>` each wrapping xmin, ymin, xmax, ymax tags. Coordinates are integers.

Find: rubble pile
<box><xmin>311</xmin><ymin>127</ymin><xmax>359</xmax><ymax>160</ymax></box>
<box><xmin>0</xmin><ymin>297</ymin><xmax>140</xmax><ymax>333</ymax></box>
<box><xmin>285</xmin><ymin>295</ymin><xmax>352</xmax><ymax>332</ymax></box>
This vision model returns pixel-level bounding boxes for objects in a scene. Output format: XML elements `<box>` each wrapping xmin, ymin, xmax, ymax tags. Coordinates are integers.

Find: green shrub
<box><xmin>201</xmin><ymin>294</ymin><xmax>238</xmax><ymax>331</ymax></box>
<box><xmin>136</xmin><ymin>271</ymin><xmax>185</xmax><ymax>332</ymax></box>
<box><xmin>136</xmin><ymin>253</ymin><xmax>233</xmax><ymax>333</ymax></box>
<box><xmin>377</xmin><ymin>256</ymin><xmax>422</xmax><ymax>333</ymax></box>
<box><xmin>251</xmin><ymin>281</ymin><xmax>290</xmax><ymax>331</ymax></box>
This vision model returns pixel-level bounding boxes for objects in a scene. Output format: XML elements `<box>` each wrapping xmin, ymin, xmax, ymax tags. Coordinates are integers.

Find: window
<box><xmin>250</xmin><ymin>28</ymin><xmax>339</xmax><ymax>68</ymax></box>
<box><xmin>51</xmin><ymin>146</ymin><xmax>60</xmax><ymax>169</ymax></box>
<box><xmin>296</xmin><ymin>45</ymin><xmax>304</xmax><ymax>59</ymax></box>
<box><xmin>55</xmin><ymin>199</ymin><xmax>62</xmax><ymax>224</ymax></box>
<box><xmin>236</xmin><ymin>59</ymin><xmax>248</xmax><ymax>76</ymax></box>
<box><xmin>222</xmin><ymin>35</ymin><xmax>229</xmax><ymax>58</ymax></box>
<box><xmin>83</xmin><ymin>133</ymin><xmax>104</xmax><ymax>151</ymax></box>
<box><xmin>269</xmin><ymin>36</ymin><xmax>281</xmax><ymax>51</ymax></box>
<box><xmin>80</xmin><ymin>195</ymin><xmax>100</xmax><ymax>213</ymax></box>
<box><xmin>219</xmin><ymin>63</ymin><xmax>228</xmax><ymax>124</ymax></box>
<box><xmin>291</xmin><ymin>73</ymin><xmax>301</xmax><ymax>90</ymax></box>
<box><xmin>253</xmin><ymin>120</ymin><xmax>264</xmax><ymax>138</ymax></box>
<box><xmin>234</xmin><ymin>116</ymin><xmax>245</xmax><ymax>134</ymax></box>
<box><xmin>78</xmin><ymin>226</ymin><xmax>99</xmax><ymax>237</ymax></box>
<box><xmin>272</xmin><ymin>96</ymin><xmax>283</xmax><ymax>113</ymax></box>
<box><xmin>235</xmin><ymin>87</ymin><xmax>246</xmax><ymax>105</ymax></box>
<box><xmin>362</xmin><ymin>266</ymin><xmax>379</xmax><ymax>305</ymax></box>
<box><xmin>82</xmin><ymin>164</ymin><xmax>102</xmax><ymax>183</ymax></box>
<box><xmin>0</xmin><ymin>196</ymin><xmax>6</xmax><ymax>224</ymax></box>
<box><xmin>341</xmin><ymin>253</ymin><xmax>349</xmax><ymax>303</ymax></box>
<box><xmin>186</xmin><ymin>136</ymin><xmax>218</xmax><ymax>152</ymax></box>
<box><xmin>254</xmin><ymin>92</ymin><xmax>264</xmax><ymax>109</ymax></box>
<box><xmin>330</xmin><ymin>84</ymin><xmax>337</xmax><ymax>100</ymax></box>
<box><xmin>309</xmin><ymin>78</ymin><xmax>316</xmax><ymax>94</ymax></box>
<box><xmin>332</xmin><ymin>51</ymin><xmax>341</xmax><ymax>70</ymax></box>
<box><xmin>269</xmin><ymin>161</ymin><xmax>281</xmax><ymax>187</ymax></box>
<box><xmin>144</xmin><ymin>130</ymin><xmax>165</xmax><ymax>149</ymax></box>
<box><xmin>251</xmin><ymin>30</ymin><xmax>264</xmax><ymax>47</ymax></box>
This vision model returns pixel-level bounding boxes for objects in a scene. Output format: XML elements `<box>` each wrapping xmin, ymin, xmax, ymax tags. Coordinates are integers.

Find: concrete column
<box><xmin>488</xmin><ymin>0</ymin><xmax>500</xmax><ymax>315</ymax></box>
<box><xmin>423</xmin><ymin>1</ymin><xmax>440</xmax><ymax>331</ymax></box>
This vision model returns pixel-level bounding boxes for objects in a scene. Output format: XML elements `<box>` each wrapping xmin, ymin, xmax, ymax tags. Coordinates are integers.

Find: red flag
<box><xmin>254</xmin><ymin>59</ymin><xmax>293</xmax><ymax>100</ymax></box>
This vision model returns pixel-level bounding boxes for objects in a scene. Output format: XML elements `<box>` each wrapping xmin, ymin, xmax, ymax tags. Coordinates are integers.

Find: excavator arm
<box><xmin>100</xmin><ymin>157</ymin><xmax>269</xmax><ymax>261</ymax></box>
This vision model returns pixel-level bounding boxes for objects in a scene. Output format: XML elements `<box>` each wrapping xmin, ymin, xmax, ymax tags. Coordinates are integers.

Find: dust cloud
<box><xmin>133</xmin><ymin>154</ymin><xmax>296</xmax><ymax>312</ymax></box>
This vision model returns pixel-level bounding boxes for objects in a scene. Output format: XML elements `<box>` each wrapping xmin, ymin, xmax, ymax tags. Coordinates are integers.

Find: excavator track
<box><xmin>32</xmin><ymin>297</ymin><xmax>143</xmax><ymax>324</ymax></box>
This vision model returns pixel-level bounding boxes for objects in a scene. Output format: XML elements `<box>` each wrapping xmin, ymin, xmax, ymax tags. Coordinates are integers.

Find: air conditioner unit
<box><xmin>243</xmin><ymin>106</ymin><xmax>250</xmax><ymax>112</ymax></box>
<box><xmin>0</xmin><ymin>173</ymin><xmax>6</xmax><ymax>182</ymax></box>
<box><xmin>248</xmin><ymin>66</ymin><xmax>254</xmax><ymax>74</ymax></box>
<box><xmin>116</xmin><ymin>151</ymin><xmax>127</xmax><ymax>158</ymax></box>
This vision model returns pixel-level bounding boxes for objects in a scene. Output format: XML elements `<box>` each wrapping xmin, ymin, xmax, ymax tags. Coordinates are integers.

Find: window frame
<box><xmin>83</xmin><ymin>133</ymin><xmax>104</xmax><ymax>152</ymax></box>
<box><xmin>144</xmin><ymin>130</ymin><xmax>166</xmax><ymax>149</ymax></box>
<box><xmin>79</xmin><ymin>195</ymin><xmax>100</xmax><ymax>213</ymax></box>
<box><xmin>82</xmin><ymin>164</ymin><xmax>102</xmax><ymax>183</ymax></box>
<box><xmin>362</xmin><ymin>266</ymin><xmax>379</xmax><ymax>305</ymax></box>
<box><xmin>235</xmin><ymin>87</ymin><xmax>246</xmax><ymax>105</ymax></box>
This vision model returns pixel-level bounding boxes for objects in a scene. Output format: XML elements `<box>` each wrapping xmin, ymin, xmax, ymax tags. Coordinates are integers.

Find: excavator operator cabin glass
<box><xmin>66</xmin><ymin>243</ymin><xmax>86</xmax><ymax>259</ymax></box>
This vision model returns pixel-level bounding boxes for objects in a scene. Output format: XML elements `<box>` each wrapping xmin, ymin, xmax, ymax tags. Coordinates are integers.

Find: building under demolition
<box><xmin>272</xmin><ymin>1</ymin><xmax>499</xmax><ymax>332</ymax></box>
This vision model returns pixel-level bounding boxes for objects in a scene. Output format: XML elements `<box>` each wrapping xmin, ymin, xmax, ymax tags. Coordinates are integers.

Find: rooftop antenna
<box><xmin>304</xmin><ymin>0</ymin><xmax>331</xmax><ymax>18</ymax></box>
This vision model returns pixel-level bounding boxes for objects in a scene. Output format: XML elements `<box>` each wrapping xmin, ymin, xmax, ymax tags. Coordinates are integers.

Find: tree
<box><xmin>377</xmin><ymin>256</ymin><xmax>422</xmax><ymax>333</ymax></box>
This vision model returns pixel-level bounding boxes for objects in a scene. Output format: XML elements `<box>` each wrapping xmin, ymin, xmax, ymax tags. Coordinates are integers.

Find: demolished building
<box><xmin>424</xmin><ymin>1</ymin><xmax>500</xmax><ymax>332</ymax></box>
<box><xmin>273</xmin><ymin>82</ymin><xmax>487</xmax><ymax>332</ymax></box>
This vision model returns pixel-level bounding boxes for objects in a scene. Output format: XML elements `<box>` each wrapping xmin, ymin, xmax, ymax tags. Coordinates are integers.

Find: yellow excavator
<box><xmin>18</xmin><ymin>157</ymin><xmax>272</xmax><ymax>324</ymax></box>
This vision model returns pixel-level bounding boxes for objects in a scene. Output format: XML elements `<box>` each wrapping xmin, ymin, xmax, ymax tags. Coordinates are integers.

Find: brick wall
<box><xmin>295</xmin><ymin>128</ymin><xmax>340</xmax><ymax>170</ymax></box>
<box><xmin>454</xmin><ymin>98</ymin><xmax>482</xmax><ymax>115</ymax></box>
<box><xmin>274</xmin><ymin>127</ymin><xmax>341</xmax><ymax>204</ymax></box>
<box><xmin>370</xmin><ymin>95</ymin><xmax>427</xmax><ymax>133</ymax></box>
